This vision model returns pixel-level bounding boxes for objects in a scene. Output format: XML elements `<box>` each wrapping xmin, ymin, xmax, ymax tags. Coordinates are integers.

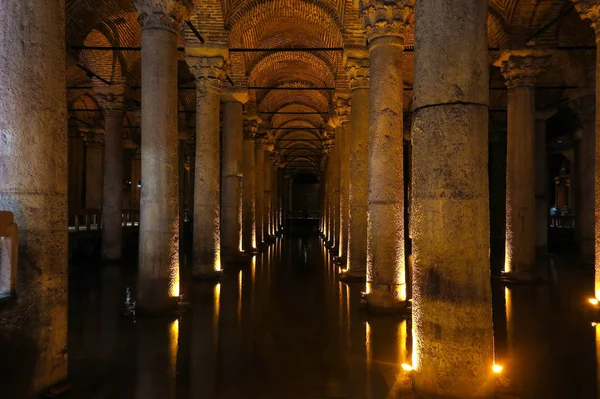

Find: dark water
<box><xmin>8</xmin><ymin>224</ymin><xmax>600</xmax><ymax>398</ymax></box>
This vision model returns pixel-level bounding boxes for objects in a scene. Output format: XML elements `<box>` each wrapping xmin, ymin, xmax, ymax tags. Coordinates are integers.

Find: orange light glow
<box><xmin>169</xmin><ymin>319</ymin><xmax>179</xmax><ymax>375</ymax></box>
<box><xmin>590</xmin><ymin>298</ymin><xmax>599</xmax><ymax>306</ymax></box>
<box><xmin>492</xmin><ymin>364</ymin><xmax>503</xmax><ymax>374</ymax></box>
<box><xmin>401</xmin><ymin>363</ymin><xmax>413</xmax><ymax>372</ymax></box>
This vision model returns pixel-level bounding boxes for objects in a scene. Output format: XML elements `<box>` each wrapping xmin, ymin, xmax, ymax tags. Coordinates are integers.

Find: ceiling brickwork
<box><xmin>66</xmin><ymin>0</ymin><xmax>597</xmax><ymax>174</ymax></box>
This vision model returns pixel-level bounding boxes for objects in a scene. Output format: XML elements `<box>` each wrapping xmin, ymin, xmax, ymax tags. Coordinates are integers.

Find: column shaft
<box><xmin>264</xmin><ymin>149</ymin><xmax>272</xmax><ymax>240</ymax></box>
<box><xmin>0</xmin><ymin>0</ymin><xmax>68</xmax><ymax>393</ymax></box>
<box><xmin>412</xmin><ymin>0</ymin><xmax>494</xmax><ymax>397</ymax></box>
<box><xmin>342</xmin><ymin>51</ymin><xmax>370</xmax><ymax>279</ymax></box>
<box><xmin>506</xmin><ymin>85</ymin><xmax>536</xmax><ymax>277</ymax></box>
<box><xmin>137</xmin><ymin>6</ymin><xmax>184</xmax><ymax>310</ymax></box>
<box><xmin>242</xmin><ymin>136</ymin><xmax>256</xmax><ymax>251</ymax></box>
<box><xmin>331</xmin><ymin>142</ymin><xmax>340</xmax><ymax>250</ymax></box>
<box><xmin>85</xmin><ymin>139</ymin><xmax>104</xmax><ymax>209</ymax></box>
<box><xmin>221</xmin><ymin>100</ymin><xmax>244</xmax><ymax>258</ymax></box>
<box><xmin>339</xmin><ymin>122</ymin><xmax>350</xmax><ymax>260</ymax></box>
<box><xmin>364</xmin><ymin>29</ymin><xmax>407</xmax><ymax>310</ymax></box>
<box><xmin>255</xmin><ymin>143</ymin><xmax>265</xmax><ymax>246</ymax></box>
<box><xmin>535</xmin><ymin>118</ymin><xmax>548</xmax><ymax>254</ymax></box>
<box><xmin>101</xmin><ymin>110</ymin><xmax>125</xmax><ymax>260</ymax></box>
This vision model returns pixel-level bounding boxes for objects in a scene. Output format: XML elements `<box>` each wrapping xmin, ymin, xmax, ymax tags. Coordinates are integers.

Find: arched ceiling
<box><xmin>66</xmin><ymin>0</ymin><xmax>596</xmax><ymax>177</ymax></box>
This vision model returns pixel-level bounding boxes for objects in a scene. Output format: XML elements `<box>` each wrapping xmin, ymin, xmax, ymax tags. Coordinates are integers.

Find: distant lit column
<box><xmin>573</xmin><ymin>0</ymin><xmax>600</xmax><ymax>299</ymax></box>
<box><xmin>535</xmin><ymin>112</ymin><xmax>553</xmax><ymax>258</ymax></box>
<box><xmin>83</xmin><ymin>129</ymin><xmax>105</xmax><ymax>209</ymax></box>
<box><xmin>185</xmin><ymin>45</ymin><xmax>229</xmax><ymax>278</ymax></box>
<box><xmin>340</xmin><ymin>47</ymin><xmax>370</xmax><ymax>280</ymax></box>
<box><xmin>412</xmin><ymin>0</ymin><xmax>494</xmax><ymax>397</ymax></box>
<box><xmin>221</xmin><ymin>88</ymin><xmax>248</xmax><ymax>260</ymax></box>
<box><xmin>270</xmin><ymin>154</ymin><xmax>279</xmax><ymax>236</ymax></box>
<box><xmin>495</xmin><ymin>50</ymin><xmax>550</xmax><ymax>282</ymax></box>
<box><xmin>264</xmin><ymin>143</ymin><xmax>274</xmax><ymax>241</ymax></box>
<box><xmin>95</xmin><ymin>85</ymin><xmax>127</xmax><ymax>261</ymax></box>
<box><xmin>255</xmin><ymin>137</ymin><xmax>265</xmax><ymax>247</ymax></box>
<box><xmin>336</xmin><ymin>96</ymin><xmax>351</xmax><ymax>262</ymax></box>
<box><xmin>242</xmin><ymin>118</ymin><xmax>261</xmax><ymax>252</ymax></box>
<box><xmin>329</xmin><ymin>132</ymin><xmax>341</xmax><ymax>252</ymax></box>
<box><xmin>362</xmin><ymin>0</ymin><xmax>412</xmax><ymax>311</ymax></box>
<box><xmin>136</xmin><ymin>0</ymin><xmax>190</xmax><ymax>311</ymax></box>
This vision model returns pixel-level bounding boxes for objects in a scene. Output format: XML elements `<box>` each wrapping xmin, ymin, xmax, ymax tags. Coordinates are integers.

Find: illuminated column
<box><xmin>573</xmin><ymin>0</ymin><xmax>600</xmax><ymax>298</ymax></box>
<box><xmin>136</xmin><ymin>0</ymin><xmax>190</xmax><ymax>311</ymax></box>
<box><xmin>83</xmin><ymin>129</ymin><xmax>104</xmax><ymax>210</ymax></box>
<box><xmin>412</xmin><ymin>0</ymin><xmax>494</xmax><ymax>397</ymax></box>
<box><xmin>255</xmin><ymin>137</ymin><xmax>265</xmax><ymax>247</ymax></box>
<box><xmin>340</xmin><ymin>48</ymin><xmax>370</xmax><ymax>280</ymax></box>
<box><xmin>336</xmin><ymin>96</ymin><xmax>351</xmax><ymax>262</ymax></box>
<box><xmin>96</xmin><ymin>86</ymin><xmax>126</xmax><ymax>261</ymax></box>
<box><xmin>0</xmin><ymin>0</ymin><xmax>68</xmax><ymax>393</ymax></box>
<box><xmin>185</xmin><ymin>45</ymin><xmax>229</xmax><ymax>278</ymax></box>
<box><xmin>264</xmin><ymin>143</ymin><xmax>274</xmax><ymax>241</ymax></box>
<box><xmin>270</xmin><ymin>154</ymin><xmax>279</xmax><ymax>236</ymax></box>
<box><xmin>495</xmin><ymin>50</ymin><xmax>550</xmax><ymax>282</ymax></box>
<box><xmin>220</xmin><ymin>88</ymin><xmax>248</xmax><ymax>260</ymax></box>
<box><xmin>362</xmin><ymin>0</ymin><xmax>412</xmax><ymax>311</ymax></box>
<box><xmin>242</xmin><ymin>118</ymin><xmax>260</xmax><ymax>252</ymax></box>
<box><xmin>329</xmin><ymin>133</ymin><xmax>340</xmax><ymax>250</ymax></box>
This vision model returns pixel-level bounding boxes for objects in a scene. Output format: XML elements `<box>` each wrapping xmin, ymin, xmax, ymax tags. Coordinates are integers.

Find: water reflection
<box><xmin>7</xmin><ymin>227</ymin><xmax>596</xmax><ymax>399</ymax></box>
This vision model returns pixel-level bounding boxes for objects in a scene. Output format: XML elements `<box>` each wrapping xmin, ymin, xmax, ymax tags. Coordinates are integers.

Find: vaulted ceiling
<box><xmin>66</xmin><ymin>0</ymin><xmax>596</xmax><ymax>176</ymax></box>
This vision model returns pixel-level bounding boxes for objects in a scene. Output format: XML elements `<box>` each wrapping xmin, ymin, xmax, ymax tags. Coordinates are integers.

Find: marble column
<box><xmin>335</xmin><ymin>97</ymin><xmax>351</xmax><ymax>262</ymax></box>
<box><xmin>185</xmin><ymin>45</ymin><xmax>229</xmax><ymax>277</ymax></box>
<box><xmin>535</xmin><ymin>113</ymin><xmax>553</xmax><ymax>257</ymax></box>
<box><xmin>264</xmin><ymin>144</ymin><xmax>274</xmax><ymax>241</ymax></box>
<box><xmin>329</xmin><ymin>133</ymin><xmax>340</xmax><ymax>251</ymax></box>
<box><xmin>242</xmin><ymin>118</ymin><xmax>261</xmax><ymax>252</ymax></box>
<box><xmin>495</xmin><ymin>50</ymin><xmax>550</xmax><ymax>282</ymax></box>
<box><xmin>221</xmin><ymin>88</ymin><xmax>249</xmax><ymax>261</ymax></box>
<box><xmin>96</xmin><ymin>86</ymin><xmax>127</xmax><ymax>261</ymax></box>
<box><xmin>574</xmin><ymin>0</ymin><xmax>600</xmax><ymax>297</ymax></box>
<box><xmin>84</xmin><ymin>130</ymin><xmax>104</xmax><ymax>210</ymax></box>
<box><xmin>270</xmin><ymin>155</ymin><xmax>279</xmax><ymax>236</ymax></box>
<box><xmin>340</xmin><ymin>48</ymin><xmax>370</xmax><ymax>280</ymax></box>
<box><xmin>136</xmin><ymin>0</ymin><xmax>190</xmax><ymax>311</ymax></box>
<box><xmin>0</xmin><ymin>0</ymin><xmax>68</xmax><ymax>393</ymax></box>
<box><xmin>361</xmin><ymin>0</ymin><xmax>412</xmax><ymax>311</ymax></box>
<box><xmin>255</xmin><ymin>137</ymin><xmax>266</xmax><ymax>247</ymax></box>
<box><xmin>411</xmin><ymin>0</ymin><xmax>494</xmax><ymax>397</ymax></box>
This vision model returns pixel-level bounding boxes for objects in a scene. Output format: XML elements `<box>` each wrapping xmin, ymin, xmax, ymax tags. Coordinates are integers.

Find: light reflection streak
<box><xmin>169</xmin><ymin>319</ymin><xmax>179</xmax><ymax>376</ymax></box>
<box><xmin>238</xmin><ymin>270</ymin><xmax>243</xmax><ymax>325</ymax></box>
<box><xmin>214</xmin><ymin>283</ymin><xmax>221</xmax><ymax>344</ymax></box>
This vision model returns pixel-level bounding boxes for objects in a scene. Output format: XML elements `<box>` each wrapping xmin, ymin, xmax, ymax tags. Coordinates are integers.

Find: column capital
<box><xmin>335</xmin><ymin>95</ymin><xmax>351</xmax><ymax>125</ymax></box>
<box><xmin>360</xmin><ymin>0</ymin><xmax>414</xmax><ymax>44</ymax></box>
<box><xmin>244</xmin><ymin>116</ymin><xmax>262</xmax><ymax>139</ymax></box>
<box><xmin>573</xmin><ymin>0</ymin><xmax>600</xmax><ymax>38</ymax></box>
<box><xmin>254</xmin><ymin>134</ymin><xmax>268</xmax><ymax>149</ymax></box>
<box><xmin>185</xmin><ymin>45</ymin><xmax>230</xmax><ymax>94</ymax></box>
<box><xmin>494</xmin><ymin>50</ymin><xmax>551</xmax><ymax>89</ymax></box>
<box><xmin>344</xmin><ymin>47</ymin><xmax>370</xmax><ymax>90</ymax></box>
<box><xmin>222</xmin><ymin>87</ymin><xmax>249</xmax><ymax>103</ymax></box>
<box><xmin>95</xmin><ymin>85</ymin><xmax>127</xmax><ymax>116</ymax></box>
<box><xmin>135</xmin><ymin>0</ymin><xmax>192</xmax><ymax>33</ymax></box>
<box><xmin>82</xmin><ymin>130</ymin><xmax>105</xmax><ymax>148</ymax></box>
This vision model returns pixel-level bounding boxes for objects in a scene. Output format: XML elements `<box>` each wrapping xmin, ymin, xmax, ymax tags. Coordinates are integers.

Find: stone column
<box><xmin>96</xmin><ymin>86</ymin><xmax>127</xmax><ymax>261</ymax></box>
<box><xmin>328</xmin><ymin>134</ymin><xmax>340</xmax><ymax>251</ymax></box>
<box><xmin>221</xmin><ymin>88</ymin><xmax>248</xmax><ymax>261</ymax></box>
<box><xmin>84</xmin><ymin>130</ymin><xmax>104</xmax><ymax>210</ymax></box>
<box><xmin>242</xmin><ymin>118</ymin><xmax>261</xmax><ymax>252</ymax></box>
<box><xmin>132</xmin><ymin>151</ymin><xmax>141</xmax><ymax>209</ymax></box>
<box><xmin>135</xmin><ymin>0</ymin><xmax>190</xmax><ymax>311</ymax></box>
<box><xmin>271</xmin><ymin>156</ymin><xmax>281</xmax><ymax>235</ymax></box>
<box><xmin>335</xmin><ymin>97</ymin><xmax>351</xmax><ymax>262</ymax></box>
<box><xmin>0</xmin><ymin>0</ymin><xmax>68</xmax><ymax>393</ymax></box>
<box><xmin>361</xmin><ymin>0</ymin><xmax>412</xmax><ymax>311</ymax></box>
<box><xmin>574</xmin><ymin>0</ymin><xmax>600</xmax><ymax>297</ymax></box>
<box><xmin>255</xmin><ymin>137</ymin><xmax>266</xmax><ymax>248</ymax></box>
<box><xmin>264</xmin><ymin>144</ymin><xmax>274</xmax><ymax>241</ymax></box>
<box><xmin>495</xmin><ymin>50</ymin><xmax>550</xmax><ymax>282</ymax></box>
<box><xmin>535</xmin><ymin>112</ymin><xmax>554</xmax><ymax>257</ymax></box>
<box><xmin>340</xmin><ymin>48</ymin><xmax>370</xmax><ymax>280</ymax></box>
<box><xmin>186</xmin><ymin>45</ymin><xmax>229</xmax><ymax>277</ymax></box>
<box><xmin>411</xmin><ymin>0</ymin><xmax>494</xmax><ymax>397</ymax></box>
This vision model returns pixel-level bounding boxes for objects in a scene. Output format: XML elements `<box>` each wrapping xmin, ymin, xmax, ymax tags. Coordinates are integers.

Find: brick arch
<box><xmin>80</xmin><ymin>29</ymin><xmax>125</xmax><ymax>86</ymax></box>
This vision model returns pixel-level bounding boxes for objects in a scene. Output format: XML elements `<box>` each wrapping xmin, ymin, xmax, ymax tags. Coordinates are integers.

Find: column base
<box><xmin>338</xmin><ymin>269</ymin><xmax>366</xmax><ymax>282</ymax></box>
<box><xmin>244</xmin><ymin>247</ymin><xmax>260</xmax><ymax>255</ymax></box>
<box><xmin>363</xmin><ymin>285</ymin><xmax>410</xmax><ymax>313</ymax></box>
<box><xmin>192</xmin><ymin>270</ymin><xmax>223</xmax><ymax>282</ymax></box>
<box><xmin>136</xmin><ymin>295</ymin><xmax>181</xmax><ymax>316</ymax></box>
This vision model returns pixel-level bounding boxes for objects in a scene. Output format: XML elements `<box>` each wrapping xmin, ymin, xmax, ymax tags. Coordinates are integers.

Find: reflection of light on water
<box><xmin>596</xmin><ymin>323</ymin><xmax>600</xmax><ymax>399</ymax></box>
<box><xmin>238</xmin><ymin>270</ymin><xmax>243</xmax><ymax>324</ymax></box>
<box><xmin>251</xmin><ymin>256</ymin><xmax>256</xmax><ymax>283</ymax></box>
<box><xmin>214</xmin><ymin>283</ymin><xmax>221</xmax><ymax>329</ymax></box>
<box><xmin>366</xmin><ymin>321</ymin><xmax>371</xmax><ymax>366</ymax></box>
<box><xmin>398</xmin><ymin>319</ymin><xmax>408</xmax><ymax>365</ymax></box>
<box><xmin>169</xmin><ymin>319</ymin><xmax>179</xmax><ymax>376</ymax></box>
<box><xmin>505</xmin><ymin>287</ymin><xmax>513</xmax><ymax>350</ymax></box>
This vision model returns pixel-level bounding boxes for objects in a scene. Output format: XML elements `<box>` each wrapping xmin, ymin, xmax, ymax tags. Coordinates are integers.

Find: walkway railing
<box><xmin>68</xmin><ymin>209</ymin><xmax>140</xmax><ymax>233</ymax></box>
